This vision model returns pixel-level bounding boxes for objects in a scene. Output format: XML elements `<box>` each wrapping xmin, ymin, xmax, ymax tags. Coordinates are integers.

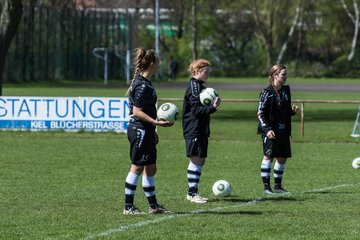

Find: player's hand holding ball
<box><xmin>199</xmin><ymin>87</ymin><xmax>220</xmax><ymax>110</ymax></box>
<box><xmin>156</xmin><ymin>119</ymin><xmax>173</xmax><ymax>127</ymax></box>
<box><xmin>156</xmin><ymin>102</ymin><xmax>178</xmax><ymax>127</ymax></box>
<box><xmin>213</xmin><ymin>97</ymin><xmax>221</xmax><ymax>110</ymax></box>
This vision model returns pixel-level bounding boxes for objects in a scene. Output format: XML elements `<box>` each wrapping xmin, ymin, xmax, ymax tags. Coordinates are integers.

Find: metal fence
<box><xmin>4</xmin><ymin>5</ymin><xmax>132</xmax><ymax>83</ymax></box>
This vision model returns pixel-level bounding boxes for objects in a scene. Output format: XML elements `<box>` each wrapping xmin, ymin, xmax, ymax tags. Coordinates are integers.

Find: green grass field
<box><xmin>1</xmin><ymin>81</ymin><xmax>360</xmax><ymax>239</ymax></box>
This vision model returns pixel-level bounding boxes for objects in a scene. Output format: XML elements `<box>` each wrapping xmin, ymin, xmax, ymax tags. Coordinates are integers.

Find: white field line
<box><xmin>82</xmin><ymin>183</ymin><xmax>359</xmax><ymax>240</ymax></box>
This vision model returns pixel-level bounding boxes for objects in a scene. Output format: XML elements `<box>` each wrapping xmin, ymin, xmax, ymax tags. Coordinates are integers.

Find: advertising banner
<box><xmin>0</xmin><ymin>97</ymin><xmax>130</xmax><ymax>132</ymax></box>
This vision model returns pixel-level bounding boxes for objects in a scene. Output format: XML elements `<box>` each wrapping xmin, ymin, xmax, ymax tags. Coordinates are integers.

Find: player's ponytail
<box><xmin>126</xmin><ymin>48</ymin><xmax>146</xmax><ymax>96</ymax></box>
<box><xmin>125</xmin><ymin>48</ymin><xmax>157</xmax><ymax>96</ymax></box>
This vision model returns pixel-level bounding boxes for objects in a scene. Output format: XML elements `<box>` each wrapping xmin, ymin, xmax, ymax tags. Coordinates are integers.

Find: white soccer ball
<box><xmin>212</xmin><ymin>180</ymin><xmax>232</xmax><ymax>197</ymax></box>
<box><xmin>200</xmin><ymin>87</ymin><xmax>219</xmax><ymax>106</ymax></box>
<box><xmin>157</xmin><ymin>102</ymin><xmax>178</xmax><ymax>124</ymax></box>
<box><xmin>352</xmin><ymin>157</ymin><xmax>360</xmax><ymax>169</ymax></box>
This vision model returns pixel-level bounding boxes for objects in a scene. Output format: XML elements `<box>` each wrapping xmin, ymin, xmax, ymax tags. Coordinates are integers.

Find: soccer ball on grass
<box><xmin>200</xmin><ymin>88</ymin><xmax>219</xmax><ymax>106</ymax></box>
<box><xmin>352</xmin><ymin>157</ymin><xmax>360</xmax><ymax>169</ymax></box>
<box><xmin>212</xmin><ymin>180</ymin><xmax>232</xmax><ymax>197</ymax></box>
<box><xmin>157</xmin><ymin>102</ymin><xmax>178</xmax><ymax>124</ymax></box>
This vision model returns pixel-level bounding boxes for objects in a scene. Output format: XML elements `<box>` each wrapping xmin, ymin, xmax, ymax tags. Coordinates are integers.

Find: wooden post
<box><xmin>301</xmin><ymin>102</ymin><xmax>305</xmax><ymax>137</ymax></box>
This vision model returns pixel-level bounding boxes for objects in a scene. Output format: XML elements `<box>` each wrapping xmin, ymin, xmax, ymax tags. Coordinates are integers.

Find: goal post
<box><xmin>351</xmin><ymin>106</ymin><xmax>360</xmax><ymax>138</ymax></box>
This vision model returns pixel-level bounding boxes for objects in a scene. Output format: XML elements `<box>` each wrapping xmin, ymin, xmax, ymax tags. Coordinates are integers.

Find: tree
<box><xmin>191</xmin><ymin>0</ymin><xmax>197</xmax><ymax>60</ymax></box>
<box><xmin>276</xmin><ymin>0</ymin><xmax>302</xmax><ymax>64</ymax></box>
<box><xmin>192</xmin><ymin>0</ymin><xmax>262</xmax><ymax>76</ymax></box>
<box><xmin>250</xmin><ymin>0</ymin><xmax>276</xmax><ymax>68</ymax></box>
<box><xmin>157</xmin><ymin>0</ymin><xmax>187</xmax><ymax>40</ymax></box>
<box><xmin>41</xmin><ymin>0</ymin><xmax>73</xmax><ymax>8</ymax></box>
<box><xmin>341</xmin><ymin>0</ymin><xmax>360</xmax><ymax>61</ymax></box>
<box><xmin>249</xmin><ymin>0</ymin><xmax>298</xmax><ymax>68</ymax></box>
<box><xmin>0</xmin><ymin>0</ymin><xmax>23</xmax><ymax>96</ymax></box>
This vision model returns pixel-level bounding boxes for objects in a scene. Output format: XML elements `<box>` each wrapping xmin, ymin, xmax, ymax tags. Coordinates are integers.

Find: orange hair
<box><xmin>188</xmin><ymin>59</ymin><xmax>210</xmax><ymax>76</ymax></box>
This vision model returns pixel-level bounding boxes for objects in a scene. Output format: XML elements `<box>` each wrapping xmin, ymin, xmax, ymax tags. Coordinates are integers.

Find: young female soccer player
<box><xmin>123</xmin><ymin>48</ymin><xmax>172</xmax><ymax>214</ymax></box>
<box><xmin>182</xmin><ymin>59</ymin><xmax>221</xmax><ymax>203</ymax></box>
<box><xmin>257</xmin><ymin>64</ymin><xmax>298</xmax><ymax>194</ymax></box>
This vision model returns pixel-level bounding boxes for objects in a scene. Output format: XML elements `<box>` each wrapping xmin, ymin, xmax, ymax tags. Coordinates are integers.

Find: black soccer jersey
<box><xmin>257</xmin><ymin>84</ymin><xmax>294</xmax><ymax>137</ymax></box>
<box><xmin>128</xmin><ymin>75</ymin><xmax>157</xmax><ymax>129</ymax></box>
<box><xmin>182</xmin><ymin>78</ymin><xmax>217</xmax><ymax>139</ymax></box>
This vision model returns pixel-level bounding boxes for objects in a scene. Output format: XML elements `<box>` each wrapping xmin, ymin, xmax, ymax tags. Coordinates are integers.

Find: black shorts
<box><xmin>262</xmin><ymin>135</ymin><xmax>291</xmax><ymax>158</ymax></box>
<box><xmin>185</xmin><ymin>137</ymin><xmax>208</xmax><ymax>158</ymax></box>
<box><xmin>127</xmin><ymin>123</ymin><xmax>157</xmax><ymax>166</ymax></box>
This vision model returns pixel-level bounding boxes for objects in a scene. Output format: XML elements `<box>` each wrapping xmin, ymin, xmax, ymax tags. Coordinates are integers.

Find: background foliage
<box><xmin>4</xmin><ymin>0</ymin><xmax>360</xmax><ymax>83</ymax></box>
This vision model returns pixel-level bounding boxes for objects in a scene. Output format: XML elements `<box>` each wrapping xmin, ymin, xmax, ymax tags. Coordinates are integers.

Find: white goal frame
<box><xmin>351</xmin><ymin>106</ymin><xmax>360</xmax><ymax>138</ymax></box>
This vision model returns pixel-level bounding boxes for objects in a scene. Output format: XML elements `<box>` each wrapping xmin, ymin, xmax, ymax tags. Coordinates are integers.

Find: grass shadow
<box><xmin>197</xmin><ymin>210</ymin><xmax>263</xmax><ymax>215</ymax></box>
<box><xmin>258</xmin><ymin>196</ymin><xmax>299</xmax><ymax>202</ymax></box>
<box><xmin>210</xmin><ymin>197</ymin><xmax>251</xmax><ymax>203</ymax></box>
<box><xmin>173</xmin><ymin>210</ymin><xmax>262</xmax><ymax>215</ymax></box>
<box><xmin>211</xmin><ymin>195</ymin><xmax>300</xmax><ymax>203</ymax></box>
<box><xmin>304</xmin><ymin>191</ymin><xmax>354</xmax><ymax>195</ymax></box>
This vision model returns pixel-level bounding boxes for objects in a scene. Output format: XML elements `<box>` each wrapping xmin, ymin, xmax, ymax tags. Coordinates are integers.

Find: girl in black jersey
<box><xmin>182</xmin><ymin>59</ymin><xmax>221</xmax><ymax>203</ymax></box>
<box><xmin>257</xmin><ymin>64</ymin><xmax>298</xmax><ymax>194</ymax></box>
<box><xmin>123</xmin><ymin>48</ymin><xmax>173</xmax><ymax>214</ymax></box>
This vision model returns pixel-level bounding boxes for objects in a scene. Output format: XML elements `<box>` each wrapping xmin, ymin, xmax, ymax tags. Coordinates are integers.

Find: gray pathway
<box><xmin>68</xmin><ymin>81</ymin><xmax>360</xmax><ymax>93</ymax></box>
<box><xmin>153</xmin><ymin>82</ymin><xmax>360</xmax><ymax>92</ymax></box>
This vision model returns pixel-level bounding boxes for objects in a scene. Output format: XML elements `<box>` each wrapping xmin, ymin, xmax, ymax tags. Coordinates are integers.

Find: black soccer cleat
<box><xmin>273</xmin><ymin>186</ymin><xmax>289</xmax><ymax>194</ymax></box>
<box><xmin>263</xmin><ymin>185</ymin><xmax>275</xmax><ymax>195</ymax></box>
